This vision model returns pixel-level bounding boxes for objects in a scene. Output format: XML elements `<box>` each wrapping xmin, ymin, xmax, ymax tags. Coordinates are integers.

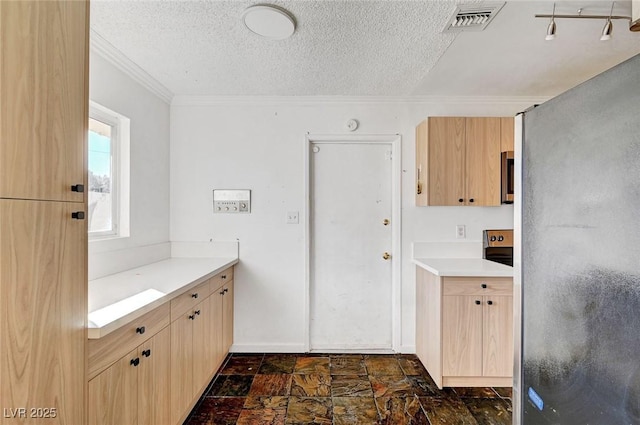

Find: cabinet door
<box><xmin>192</xmin><ymin>300</ymin><xmax>212</xmax><ymax>395</ymax></box>
<box><xmin>483</xmin><ymin>295</ymin><xmax>513</xmax><ymax>377</ymax></box>
<box><xmin>88</xmin><ymin>348</ymin><xmax>138</xmax><ymax>425</ymax></box>
<box><xmin>210</xmin><ymin>287</ymin><xmax>225</xmax><ymax>371</ymax></box>
<box><xmin>170</xmin><ymin>314</ymin><xmax>194</xmax><ymax>425</ymax></box>
<box><xmin>222</xmin><ymin>281</ymin><xmax>234</xmax><ymax>354</ymax></box>
<box><xmin>138</xmin><ymin>327</ymin><xmax>171</xmax><ymax>425</ymax></box>
<box><xmin>500</xmin><ymin>117</ymin><xmax>514</xmax><ymax>152</ymax></box>
<box><xmin>465</xmin><ymin>118</ymin><xmax>501</xmax><ymax>206</ymax></box>
<box><xmin>427</xmin><ymin>117</ymin><xmax>466</xmax><ymax>206</ymax></box>
<box><xmin>415</xmin><ymin>120</ymin><xmax>428</xmax><ymax>206</ymax></box>
<box><xmin>442</xmin><ymin>295</ymin><xmax>483</xmax><ymax>377</ymax></box>
<box><xmin>0</xmin><ymin>199</ymin><xmax>86</xmax><ymax>425</ymax></box>
<box><xmin>0</xmin><ymin>0</ymin><xmax>87</xmax><ymax>202</ymax></box>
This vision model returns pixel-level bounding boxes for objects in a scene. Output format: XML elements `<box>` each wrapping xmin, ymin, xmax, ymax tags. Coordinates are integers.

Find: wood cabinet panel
<box><xmin>210</xmin><ymin>288</ymin><xmax>225</xmax><ymax>371</ymax></box>
<box><xmin>0</xmin><ymin>199</ymin><xmax>86</xmax><ymax>425</ymax></box>
<box><xmin>138</xmin><ymin>327</ymin><xmax>171</xmax><ymax>425</ymax></box>
<box><xmin>222</xmin><ymin>281</ymin><xmax>234</xmax><ymax>354</ymax></box>
<box><xmin>500</xmin><ymin>117</ymin><xmax>514</xmax><ymax>152</ymax></box>
<box><xmin>192</xmin><ymin>300</ymin><xmax>212</xmax><ymax>395</ymax></box>
<box><xmin>88</xmin><ymin>349</ymin><xmax>138</xmax><ymax>425</ymax></box>
<box><xmin>415</xmin><ymin>267</ymin><xmax>443</xmax><ymax>388</ymax></box>
<box><xmin>415</xmin><ymin>120</ymin><xmax>428</xmax><ymax>205</ymax></box>
<box><xmin>442</xmin><ymin>277</ymin><xmax>513</xmax><ymax>296</ymax></box>
<box><xmin>170</xmin><ymin>280</ymin><xmax>211</xmax><ymax>321</ymax></box>
<box><xmin>0</xmin><ymin>0</ymin><xmax>87</xmax><ymax>202</ymax></box>
<box><xmin>210</xmin><ymin>267</ymin><xmax>234</xmax><ymax>291</ymax></box>
<box><xmin>170</xmin><ymin>313</ymin><xmax>194</xmax><ymax>425</ymax></box>
<box><xmin>88</xmin><ymin>303</ymin><xmax>170</xmax><ymax>379</ymax></box>
<box><xmin>427</xmin><ymin>117</ymin><xmax>466</xmax><ymax>206</ymax></box>
<box><xmin>465</xmin><ymin>118</ymin><xmax>501</xmax><ymax>206</ymax></box>
<box><xmin>483</xmin><ymin>295</ymin><xmax>514</xmax><ymax>377</ymax></box>
<box><xmin>442</xmin><ymin>295</ymin><xmax>483</xmax><ymax>377</ymax></box>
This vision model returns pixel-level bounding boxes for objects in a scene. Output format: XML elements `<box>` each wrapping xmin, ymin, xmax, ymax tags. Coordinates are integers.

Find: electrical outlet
<box><xmin>456</xmin><ymin>225</ymin><xmax>466</xmax><ymax>239</ymax></box>
<box><xmin>287</xmin><ymin>211</ymin><xmax>299</xmax><ymax>224</ymax></box>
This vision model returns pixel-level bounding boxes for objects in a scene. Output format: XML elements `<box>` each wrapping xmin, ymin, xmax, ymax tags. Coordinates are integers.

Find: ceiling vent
<box><xmin>443</xmin><ymin>2</ymin><xmax>505</xmax><ymax>33</ymax></box>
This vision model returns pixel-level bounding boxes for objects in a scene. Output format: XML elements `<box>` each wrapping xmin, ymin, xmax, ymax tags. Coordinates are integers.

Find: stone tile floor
<box><xmin>185</xmin><ymin>353</ymin><xmax>512</xmax><ymax>425</ymax></box>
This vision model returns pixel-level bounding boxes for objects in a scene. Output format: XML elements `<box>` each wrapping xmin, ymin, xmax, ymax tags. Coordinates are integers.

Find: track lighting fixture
<box><xmin>546</xmin><ymin>3</ymin><xmax>556</xmax><ymax>40</ymax></box>
<box><xmin>600</xmin><ymin>3</ymin><xmax>615</xmax><ymax>41</ymax></box>
<box><xmin>535</xmin><ymin>2</ymin><xmax>633</xmax><ymax>41</ymax></box>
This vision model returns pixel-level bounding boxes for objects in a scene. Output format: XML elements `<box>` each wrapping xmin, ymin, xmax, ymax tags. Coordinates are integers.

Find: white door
<box><xmin>310</xmin><ymin>142</ymin><xmax>393</xmax><ymax>350</ymax></box>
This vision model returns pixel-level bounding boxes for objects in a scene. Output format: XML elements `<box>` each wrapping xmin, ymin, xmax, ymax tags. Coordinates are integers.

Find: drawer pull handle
<box><xmin>220</xmin><ymin>290</ymin><xmax>225</xmax><ymax>295</ymax></box>
<box><xmin>223</xmin><ymin>288</ymin><xmax>229</xmax><ymax>294</ymax></box>
<box><xmin>487</xmin><ymin>300</ymin><xmax>494</xmax><ymax>305</ymax></box>
<box><xmin>458</xmin><ymin>198</ymin><xmax>464</xmax><ymax>203</ymax></box>
<box><xmin>188</xmin><ymin>314</ymin><xmax>195</xmax><ymax>320</ymax></box>
<box><xmin>71</xmin><ymin>184</ymin><xmax>85</xmax><ymax>192</ymax></box>
<box><xmin>71</xmin><ymin>211</ymin><xmax>85</xmax><ymax>220</ymax></box>
<box><xmin>194</xmin><ymin>310</ymin><xmax>201</xmax><ymax>315</ymax></box>
<box><xmin>142</xmin><ymin>349</ymin><xmax>151</xmax><ymax>357</ymax></box>
<box><xmin>481</xmin><ymin>284</ymin><xmax>487</xmax><ymax>289</ymax></box>
<box><xmin>222</xmin><ymin>275</ymin><xmax>227</xmax><ymax>279</ymax></box>
<box><xmin>191</xmin><ymin>293</ymin><xmax>199</xmax><ymax>299</ymax></box>
<box><xmin>469</xmin><ymin>198</ymin><xmax>475</xmax><ymax>203</ymax></box>
<box><xmin>475</xmin><ymin>300</ymin><xmax>481</xmax><ymax>305</ymax></box>
<box><xmin>136</xmin><ymin>326</ymin><xmax>146</xmax><ymax>335</ymax></box>
<box><xmin>130</xmin><ymin>358</ymin><xmax>140</xmax><ymax>367</ymax></box>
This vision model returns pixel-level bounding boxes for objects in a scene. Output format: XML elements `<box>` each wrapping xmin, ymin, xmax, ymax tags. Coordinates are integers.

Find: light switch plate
<box><xmin>213</xmin><ymin>189</ymin><xmax>251</xmax><ymax>213</ymax></box>
<box><xmin>456</xmin><ymin>224</ymin><xmax>466</xmax><ymax>239</ymax></box>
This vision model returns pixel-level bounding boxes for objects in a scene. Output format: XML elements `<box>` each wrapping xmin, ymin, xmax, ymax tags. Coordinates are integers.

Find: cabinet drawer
<box><xmin>210</xmin><ymin>267</ymin><xmax>234</xmax><ymax>292</ymax></box>
<box><xmin>170</xmin><ymin>279</ymin><xmax>211</xmax><ymax>320</ymax></box>
<box><xmin>88</xmin><ymin>302</ymin><xmax>170</xmax><ymax>379</ymax></box>
<box><xmin>443</xmin><ymin>277</ymin><xmax>512</xmax><ymax>296</ymax></box>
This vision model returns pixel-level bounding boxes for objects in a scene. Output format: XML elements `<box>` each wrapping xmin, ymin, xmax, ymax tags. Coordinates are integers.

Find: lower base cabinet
<box><xmin>416</xmin><ymin>267</ymin><xmax>513</xmax><ymax>388</ymax></box>
<box><xmin>88</xmin><ymin>327</ymin><xmax>171</xmax><ymax>425</ymax></box>
<box><xmin>88</xmin><ymin>266</ymin><xmax>234</xmax><ymax>425</ymax></box>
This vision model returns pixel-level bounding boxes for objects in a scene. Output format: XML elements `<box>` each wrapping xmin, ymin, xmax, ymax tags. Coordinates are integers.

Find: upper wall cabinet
<box><xmin>416</xmin><ymin>117</ymin><xmax>511</xmax><ymax>207</ymax></box>
<box><xmin>0</xmin><ymin>0</ymin><xmax>88</xmax><ymax>202</ymax></box>
<box><xmin>500</xmin><ymin>117</ymin><xmax>514</xmax><ymax>152</ymax></box>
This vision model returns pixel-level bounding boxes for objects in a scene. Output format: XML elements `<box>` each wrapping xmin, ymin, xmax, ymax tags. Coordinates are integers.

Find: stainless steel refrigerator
<box><xmin>514</xmin><ymin>53</ymin><xmax>640</xmax><ymax>424</ymax></box>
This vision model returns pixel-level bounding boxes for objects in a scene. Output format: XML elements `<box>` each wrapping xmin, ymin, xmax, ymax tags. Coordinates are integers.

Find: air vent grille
<box><xmin>443</xmin><ymin>2</ymin><xmax>505</xmax><ymax>33</ymax></box>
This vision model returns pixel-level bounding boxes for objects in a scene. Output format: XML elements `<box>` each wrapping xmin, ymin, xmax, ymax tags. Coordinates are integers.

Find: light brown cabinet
<box><xmin>0</xmin><ymin>0</ymin><xmax>88</xmax><ymax>202</ymax></box>
<box><xmin>171</xmin><ymin>268</ymin><xmax>234</xmax><ymax>425</ymax></box>
<box><xmin>416</xmin><ymin>268</ymin><xmax>513</xmax><ymax>388</ymax></box>
<box><xmin>89</xmin><ymin>327</ymin><xmax>171</xmax><ymax>425</ymax></box>
<box><xmin>0</xmin><ymin>200</ymin><xmax>87</xmax><ymax>425</ymax></box>
<box><xmin>415</xmin><ymin>116</ymin><xmax>506</xmax><ymax>206</ymax></box>
<box><xmin>500</xmin><ymin>117</ymin><xmax>515</xmax><ymax>152</ymax></box>
<box><xmin>1</xmin><ymin>2</ymin><xmax>88</xmax><ymax>423</ymax></box>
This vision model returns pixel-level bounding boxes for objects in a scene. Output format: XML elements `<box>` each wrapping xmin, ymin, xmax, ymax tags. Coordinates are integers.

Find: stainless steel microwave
<box><xmin>501</xmin><ymin>151</ymin><xmax>514</xmax><ymax>204</ymax></box>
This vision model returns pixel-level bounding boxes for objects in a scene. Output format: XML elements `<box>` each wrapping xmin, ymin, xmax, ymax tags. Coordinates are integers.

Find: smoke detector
<box><xmin>443</xmin><ymin>2</ymin><xmax>505</xmax><ymax>33</ymax></box>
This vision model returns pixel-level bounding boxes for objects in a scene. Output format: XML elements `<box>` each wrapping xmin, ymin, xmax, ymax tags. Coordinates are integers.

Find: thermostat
<box><xmin>213</xmin><ymin>189</ymin><xmax>251</xmax><ymax>213</ymax></box>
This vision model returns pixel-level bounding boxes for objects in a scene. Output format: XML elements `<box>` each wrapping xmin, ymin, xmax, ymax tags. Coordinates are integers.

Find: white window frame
<box><xmin>88</xmin><ymin>101</ymin><xmax>130</xmax><ymax>240</ymax></box>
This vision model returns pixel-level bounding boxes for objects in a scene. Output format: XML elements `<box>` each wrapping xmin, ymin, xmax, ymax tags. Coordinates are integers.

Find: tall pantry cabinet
<box><xmin>0</xmin><ymin>1</ymin><xmax>89</xmax><ymax>424</ymax></box>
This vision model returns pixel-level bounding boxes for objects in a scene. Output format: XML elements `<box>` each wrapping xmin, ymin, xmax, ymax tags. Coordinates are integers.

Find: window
<box><xmin>88</xmin><ymin>102</ymin><xmax>130</xmax><ymax>239</ymax></box>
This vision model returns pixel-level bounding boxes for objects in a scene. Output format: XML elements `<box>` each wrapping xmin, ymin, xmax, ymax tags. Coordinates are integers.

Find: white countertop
<box><xmin>88</xmin><ymin>257</ymin><xmax>238</xmax><ymax>339</ymax></box>
<box><xmin>412</xmin><ymin>258</ymin><xmax>513</xmax><ymax>277</ymax></box>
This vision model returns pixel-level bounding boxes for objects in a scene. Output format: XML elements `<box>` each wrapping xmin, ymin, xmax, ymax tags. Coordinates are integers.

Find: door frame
<box><xmin>303</xmin><ymin>134</ymin><xmax>402</xmax><ymax>352</ymax></box>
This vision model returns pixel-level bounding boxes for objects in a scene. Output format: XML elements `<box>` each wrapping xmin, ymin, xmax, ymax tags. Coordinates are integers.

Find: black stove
<box><xmin>483</xmin><ymin>229</ymin><xmax>513</xmax><ymax>267</ymax></box>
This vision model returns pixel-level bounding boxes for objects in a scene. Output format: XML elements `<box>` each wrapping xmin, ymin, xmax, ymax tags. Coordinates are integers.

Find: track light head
<box><xmin>546</xmin><ymin>18</ymin><xmax>557</xmax><ymax>40</ymax></box>
<box><xmin>601</xmin><ymin>19</ymin><xmax>613</xmax><ymax>40</ymax></box>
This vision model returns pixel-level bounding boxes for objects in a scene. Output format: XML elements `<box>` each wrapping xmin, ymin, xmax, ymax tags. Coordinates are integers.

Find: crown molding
<box><xmin>171</xmin><ymin>95</ymin><xmax>551</xmax><ymax>107</ymax></box>
<box><xmin>90</xmin><ymin>30</ymin><xmax>173</xmax><ymax>104</ymax></box>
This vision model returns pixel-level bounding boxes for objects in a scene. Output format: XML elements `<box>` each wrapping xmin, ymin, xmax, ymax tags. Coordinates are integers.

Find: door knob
<box><xmin>382</xmin><ymin>252</ymin><xmax>391</xmax><ymax>260</ymax></box>
<box><xmin>383</xmin><ymin>219</ymin><xmax>390</xmax><ymax>226</ymax></box>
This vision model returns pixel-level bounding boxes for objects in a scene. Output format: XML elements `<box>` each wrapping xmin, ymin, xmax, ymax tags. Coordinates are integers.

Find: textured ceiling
<box><xmin>90</xmin><ymin>0</ymin><xmax>640</xmax><ymax>97</ymax></box>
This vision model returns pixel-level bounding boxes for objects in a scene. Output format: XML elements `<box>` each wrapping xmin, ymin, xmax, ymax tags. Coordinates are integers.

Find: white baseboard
<box><xmin>230</xmin><ymin>343</ymin><xmax>306</xmax><ymax>353</ymax></box>
<box><xmin>397</xmin><ymin>345</ymin><xmax>417</xmax><ymax>354</ymax></box>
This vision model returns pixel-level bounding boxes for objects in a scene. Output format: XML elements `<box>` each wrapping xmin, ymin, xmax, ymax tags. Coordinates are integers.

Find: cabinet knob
<box><xmin>221</xmin><ymin>275</ymin><xmax>227</xmax><ymax>279</ymax></box>
<box><xmin>142</xmin><ymin>349</ymin><xmax>151</xmax><ymax>358</ymax></box>
<box><xmin>469</xmin><ymin>198</ymin><xmax>475</xmax><ymax>203</ymax></box>
<box><xmin>130</xmin><ymin>358</ymin><xmax>140</xmax><ymax>367</ymax></box>
<box><xmin>191</xmin><ymin>293</ymin><xmax>198</xmax><ymax>299</ymax></box>
<box><xmin>487</xmin><ymin>300</ymin><xmax>494</xmax><ymax>305</ymax></box>
<box><xmin>475</xmin><ymin>300</ymin><xmax>481</xmax><ymax>305</ymax></box>
<box><xmin>71</xmin><ymin>211</ymin><xmax>85</xmax><ymax>220</ymax></box>
<box><xmin>194</xmin><ymin>310</ymin><xmax>201</xmax><ymax>315</ymax></box>
<box><xmin>458</xmin><ymin>198</ymin><xmax>464</xmax><ymax>203</ymax></box>
<box><xmin>188</xmin><ymin>314</ymin><xmax>195</xmax><ymax>320</ymax></box>
<box><xmin>71</xmin><ymin>184</ymin><xmax>85</xmax><ymax>193</ymax></box>
<box><xmin>136</xmin><ymin>326</ymin><xmax>146</xmax><ymax>334</ymax></box>
<box><xmin>481</xmin><ymin>283</ymin><xmax>487</xmax><ymax>289</ymax></box>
